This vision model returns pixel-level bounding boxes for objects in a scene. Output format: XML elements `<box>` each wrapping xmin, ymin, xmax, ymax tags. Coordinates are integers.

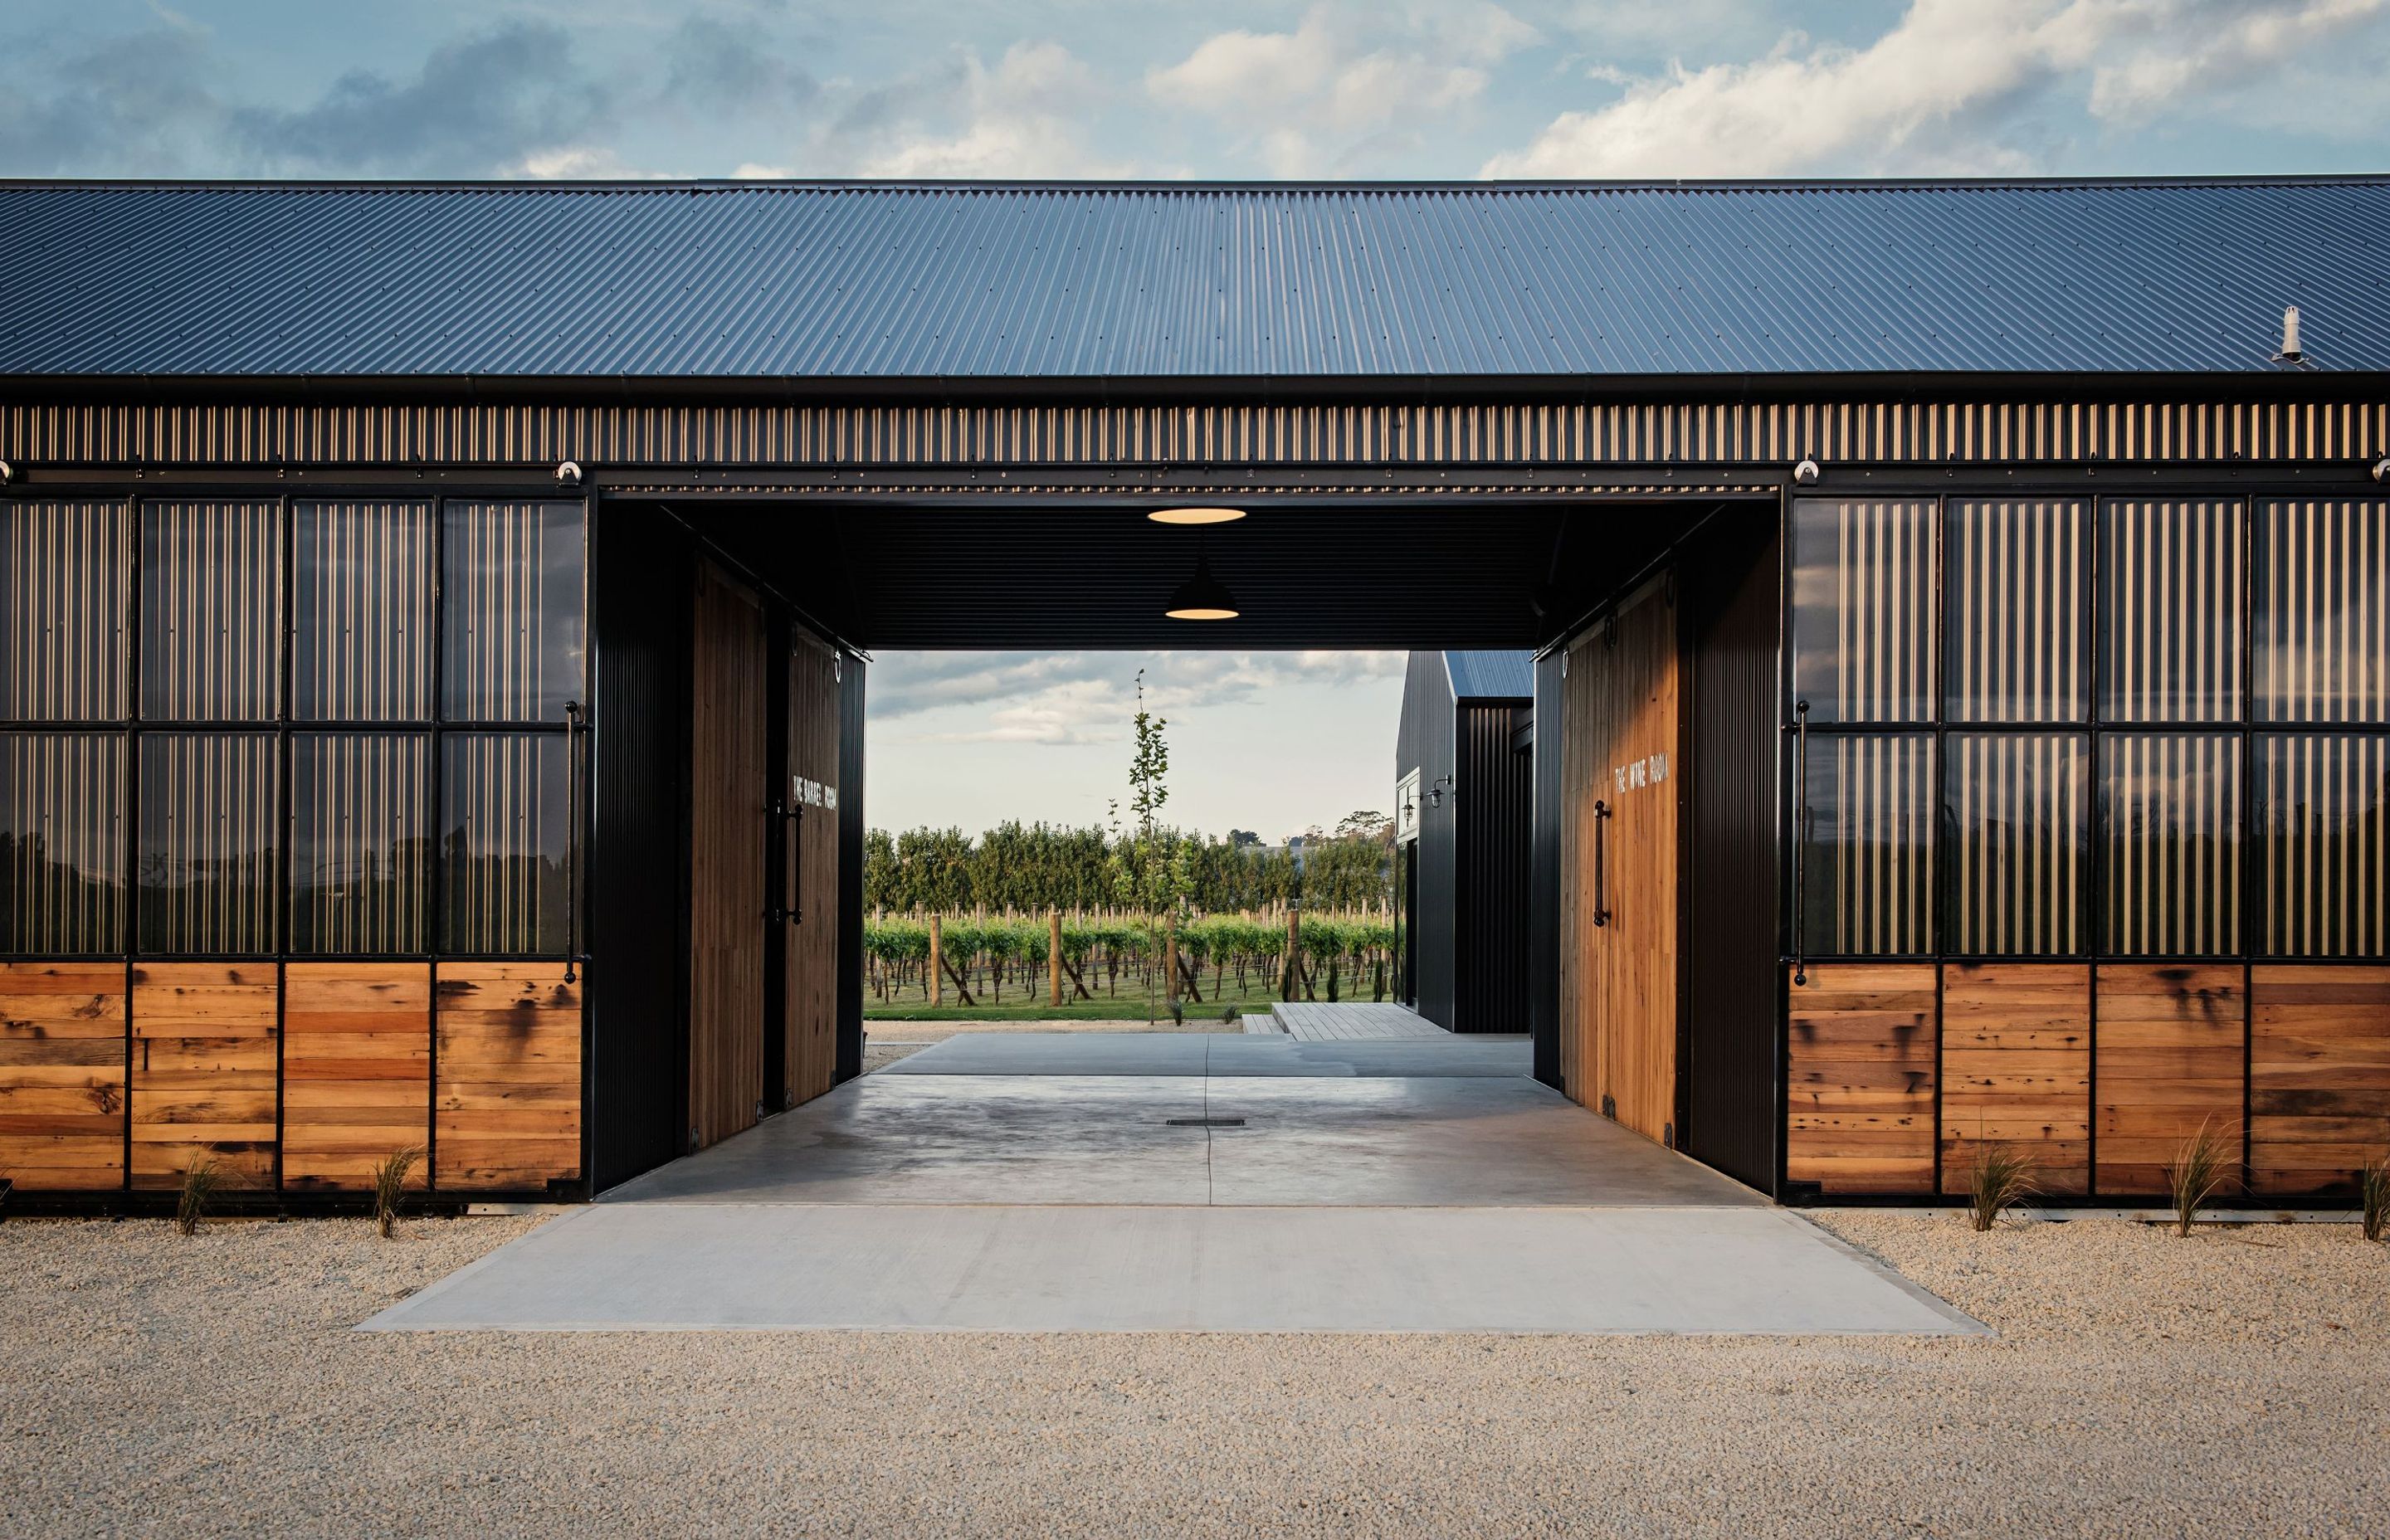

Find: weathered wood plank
<box><xmin>283</xmin><ymin>962</ymin><xmax>430</xmax><ymax>1191</ymax></box>
<box><xmin>435</xmin><ymin>961</ymin><xmax>582</xmax><ymax>1191</ymax></box>
<box><xmin>2252</xmin><ymin>966</ymin><xmax>2390</xmax><ymax>1195</ymax></box>
<box><xmin>1941</xmin><ymin>962</ymin><xmax>2089</xmax><ymax>1196</ymax></box>
<box><xmin>128</xmin><ymin>962</ymin><xmax>276</xmax><ymax>1189</ymax></box>
<box><xmin>1787</xmin><ymin>963</ymin><xmax>1937</xmax><ymax>1195</ymax></box>
<box><xmin>2094</xmin><ymin>964</ymin><xmax>2243</xmax><ymax>1195</ymax></box>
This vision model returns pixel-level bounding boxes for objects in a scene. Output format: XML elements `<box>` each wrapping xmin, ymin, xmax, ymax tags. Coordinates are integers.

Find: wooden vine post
<box><xmin>1283</xmin><ymin>905</ymin><xmax>1300</xmax><ymax>1001</ymax></box>
<box><xmin>1048</xmin><ymin>909</ymin><xmax>1063</xmax><ymax>1008</ymax></box>
<box><xmin>1164</xmin><ymin>910</ymin><xmax>1179</xmax><ymax>1010</ymax></box>
<box><xmin>929</xmin><ymin>913</ymin><xmax>944</xmax><ymax>1007</ymax></box>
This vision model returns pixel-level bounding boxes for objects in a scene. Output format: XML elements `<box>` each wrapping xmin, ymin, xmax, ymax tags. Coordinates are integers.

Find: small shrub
<box><xmin>176</xmin><ymin>1155</ymin><xmax>222</xmax><ymax>1236</ymax></box>
<box><xmin>2361</xmin><ymin>1156</ymin><xmax>2390</xmax><ymax>1245</ymax></box>
<box><xmin>1961</xmin><ymin>1140</ymin><xmax>2036</xmax><ymax>1232</ymax></box>
<box><xmin>371</xmin><ymin>1146</ymin><xmax>422</xmax><ymax>1240</ymax></box>
<box><xmin>2165</xmin><ymin>1118</ymin><xmax>2238</xmax><ymax>1237</ymax></box>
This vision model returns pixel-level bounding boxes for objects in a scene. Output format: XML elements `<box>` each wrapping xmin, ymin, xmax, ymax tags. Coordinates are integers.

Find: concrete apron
<box><xmin>364</xmin><ymin>1035</ymin><xmax>1985</xmax><ymax>1336</ymax></box>
<box><xmin>363</xmin><ymin>1203</ymin><xmax>1982</xmax><ymax>1334</ymax></box>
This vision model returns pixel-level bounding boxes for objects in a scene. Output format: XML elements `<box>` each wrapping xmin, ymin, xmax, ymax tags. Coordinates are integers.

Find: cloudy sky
<box><xmin>7</xmin><ymin>0</ymin><xmax>2383</xmax><ymax>836</ymax></box>
<box><xmin>3</xmin><ymin>0</ymin><xmax>2383</xmax><ymax>182</ymax></box>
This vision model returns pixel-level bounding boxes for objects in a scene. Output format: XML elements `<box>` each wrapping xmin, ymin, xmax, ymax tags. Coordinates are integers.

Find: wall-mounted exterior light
<box><xmin>556</xmin><ymin>461</ymin><xmax>584</xmax><ymax>486</ymax></box>
<box><xmin>1792</xmin><ymin>456</ymin><xmax>1821</xmax><ymax>485</ymax></box>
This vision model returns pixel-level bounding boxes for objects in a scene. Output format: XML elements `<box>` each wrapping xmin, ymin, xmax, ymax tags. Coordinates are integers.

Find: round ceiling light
<box><xmin>1164</xmin><ymin>553</ymin><xmax>1239</xmax><ymax>621</ymax></box>
<box><xmin>1147</xmin><ymin>506</ymin><xmax>1247</xmax><ymax>525</ymax></box>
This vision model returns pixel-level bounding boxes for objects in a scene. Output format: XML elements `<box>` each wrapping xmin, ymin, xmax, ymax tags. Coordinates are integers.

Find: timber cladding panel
<box><xmin>129</xmin><ymin>962</ymin><xmax>278</xmax><ymax>1189</ymax></box>
<box><xmin>2252</xmin><ymin>966</ymin><xmax>2390</xmax><ymax>1195</ymax></box>
<box><xmin>282</xmin><ymin>962</ymin><xmax>431</xmax><ymax>1191</ymax></box>
<box><xmin>1939</xmin><ymin>963</ymin><xmax>2090</xmax><ymax>1197</ymax></box>
<box><xmin>434</xmin><ymin>962</ymin><xmax>583</xmax><ymax>1192</ymax></box>
<box><xmin>1786</xmin><ymin>964</ymin><xmax>1938</xmax><ymax>1196</ymax></box>
<box><xmin>1558</xmin><ymin>587</ymin><xmax>1679</xmax><ymax>1144</ymax></box>
<box><xmin>2095</xmin><ymin>966</ymin><xmax>2246</xmax><ymax>1196</ymax></box>
<box><xmin>785</xmin><ymin>636</ymin><xmax>841</xmax><ymax>1109</ymax></box>
<box><xmin>0</xmin><ymin>962</ymin><xmax>127</xmax><ymax>1191</ymax></box>
<box><xmin>689</xmin><ymin>559</ymin><xmax>769</xmax><ymax>1152</ymax></box>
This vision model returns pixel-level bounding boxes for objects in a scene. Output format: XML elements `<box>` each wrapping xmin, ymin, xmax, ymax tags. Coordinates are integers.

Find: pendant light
<box><xmin>1164</xmin><ymin>539</ymin><xmax>1238</xmax><ymax>621</ymax></box>
<box><xmin>1148</xmin><ymin>506</ymin><xmax>1246</xmax><ymax>525</ymax></box>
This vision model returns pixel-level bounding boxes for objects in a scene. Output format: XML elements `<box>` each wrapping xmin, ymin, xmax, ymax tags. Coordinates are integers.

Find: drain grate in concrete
<box><xmin>1164</xmin><ymin>1117</ymin><xmax>1246</xmax><ymax>1127</ymax></box>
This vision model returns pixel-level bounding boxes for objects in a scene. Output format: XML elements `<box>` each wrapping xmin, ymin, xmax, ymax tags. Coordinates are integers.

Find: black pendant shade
<box><xmin>1164</xmin><ymin>549</ymin><xmax>1238</xmax><ymax>620</ymax></box>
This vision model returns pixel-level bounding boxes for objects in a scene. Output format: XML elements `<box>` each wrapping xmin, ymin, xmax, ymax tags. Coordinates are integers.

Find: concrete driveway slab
<box><xmin>363</xmin><ymin>1203</ymin><xmax>1984</xmax><ymax>1336</ymax></box>
<box><xmin>602</xmin><ymin>1075</ymin><xmax>1214</xmax><ymax>1206</ymax></box>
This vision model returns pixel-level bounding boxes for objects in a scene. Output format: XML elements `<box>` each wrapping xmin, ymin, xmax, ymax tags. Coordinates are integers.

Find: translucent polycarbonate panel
<box><xmin>137</xmin><ymin>731</ymin><xmax>278</xmax><ymax>953</ymax></box>
<box><xmin>0</xmin><ymin>731</ymin><xmax>124</xmax><ymax>953</ymax></box>
<box><xmin>1790</xmin><ymin>499</ymin><xmax>1938</xmax><ymax>724</ymax></box>
<box><xmin>1944</xmin><ymin>733</ymin><xmax>2088</xmax><ymax>956</ymax></box>
<box><xmin>1800</xmin><ymin>732</ymin><xmax>1935</xmax><ymax>957</ymax></box>
<box><xmin>2103</xmin><ymin>733</ymin><xmax>2241</xmax><ymax>957</ymax></box>
<box><xmin>2100</xmin><ymin>500</ymin><xmax>2243</xmax><ymax>724</ymax></box>
<box><xmin>439</xmin><ymin>732</ymin><xmax>569</xmax><ymax>954</ymax></box>
<box><xmin>0</xmin><ymin>502</ymin><xmax>129</xmax><ymax>723</ymax></box>
<box><xmin>294</xmin><ymin>501</ymin><xmax>434</xmax><ymax>722</ymax></box>
<box><xmin>1945</xmin><ymin>499</ymin><xmax>2089</xmax><ymax>723</ymax></box>
<box><xmin>441</xmin><ymin>503</ymin><xmax>584</xmax><ymax>724</ymax></box>
<box><xmin>290</xmin><ymin>732</ymin><xmax>430</xmax><ymax>954</ymax></box>
<box><xmin>2254</xmin><ymin>500</ymin><xmax>2389</xmax><ymax>724</ymax></box>
<box><xmin>139</xmin><ymin>501</ymin><xmax>281</xmax><ymax>722</ymax></box>
<box><xmin>2256</xmin><ymin>734</ymin><xmax>2388</xmax><ymax>958</ymax></box>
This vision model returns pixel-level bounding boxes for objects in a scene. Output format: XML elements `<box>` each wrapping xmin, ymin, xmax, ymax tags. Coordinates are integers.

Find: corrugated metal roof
<box><xmin>1445</xmin><ymin>650</ymin><xmax>1534</xmax><ymax>699</ymax></box>
<box><xmin>2</xmin><ymin>178</ymin><xmax>2385</xmax><ymax>380</ymax></box>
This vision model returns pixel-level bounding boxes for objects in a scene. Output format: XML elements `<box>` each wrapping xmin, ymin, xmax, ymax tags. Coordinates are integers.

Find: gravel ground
<box><xmin>3</xmin><ymin>1209</ymin><xmax>2388</xmax><ymax>1538</ymax></box>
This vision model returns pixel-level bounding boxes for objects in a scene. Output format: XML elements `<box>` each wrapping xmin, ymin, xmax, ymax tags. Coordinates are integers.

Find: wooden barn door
<box><xmin>782</xmin><ymin>636</ymin><xmax>841</xmax><ymax>1108</ymax></box>
<box><xmin>1561</xmin><ymin>581</ymin><xmax>1681</xmax><ymax>1146</ymax></box>
<box><xmin>688</xmin><ymin>559</ymin><xmax>769</xmax><ymax>1152</ymax></box>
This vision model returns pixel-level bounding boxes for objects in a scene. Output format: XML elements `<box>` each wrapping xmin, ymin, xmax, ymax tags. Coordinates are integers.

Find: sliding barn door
<box><xmin>1561</xmin><ymin>583</ymin><xmax>1681</xmax><ymax>1145</ymax></box>
<box><xmin>783</xmin><ymin>636</ymin><xmax>841</xmax><ymax>1107</ymax></box>
<box><xmin>688</xmin><ymin>559</ymin><xmax>768</xmax><ymax>1152</ymax></box>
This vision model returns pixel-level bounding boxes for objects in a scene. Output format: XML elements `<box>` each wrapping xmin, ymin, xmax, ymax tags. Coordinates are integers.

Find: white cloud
<box><xmin>2087</xmin><ymin>0</ymin><xmax>2386</xmax><ymax>121</ymax></box>
<box><xmin>876</xmin><ymin>650</ymin><xmax>1407</xmax><ymax>745</ymax></box>
<box><xmin>1149</xmin><ymin>2</ymin><xmax>1539</xmax><ymax>176</ymax></box>
<box><xmin>851</xmin><ymin>41</ymin><xmax>1136</xmax><ymax>178</ymax></box>
<box><xmin>1481</xmin><ymin>0</ymin><xmax>2388</xmax><ymax>178</ymax></box>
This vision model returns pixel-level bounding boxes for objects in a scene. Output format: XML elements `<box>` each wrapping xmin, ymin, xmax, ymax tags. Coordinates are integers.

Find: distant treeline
<box><xmin>863</xmin><ymin>820</ymin><xmax>1393</xmax><ymax>915</ymax></box>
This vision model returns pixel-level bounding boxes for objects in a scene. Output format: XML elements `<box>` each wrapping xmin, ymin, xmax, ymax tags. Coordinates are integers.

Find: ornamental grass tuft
<box><xmin>1961</xmin><ymin>1139</ymin><xmax>2036</xmax><ymax>1233</ymax></box>
<box><xmin>2165</xmin><ymin>1118</ymin><xmax>2238</xmax><ymax>1237</ymax></box>
<box><xmin>372</xmin><ymin>1146</ymin><xmax>422</xmax><ymax>1240</ymax></box>
<box><xmin>176</xmin><ymin>1155</ymin><xmax>222</xmax><ymax>1236</ymax></box>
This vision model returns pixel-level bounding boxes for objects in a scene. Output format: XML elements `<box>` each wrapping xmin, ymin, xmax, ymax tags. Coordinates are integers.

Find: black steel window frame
<box><xmin>1783</xmin><ymin>486</ymin><xmax>2389</xmax><ymax>967</ymax></box>
<box><xmin>0</xmin><ymin>490</ymin><xmax>591</xmax><ymax>967</ymax></box>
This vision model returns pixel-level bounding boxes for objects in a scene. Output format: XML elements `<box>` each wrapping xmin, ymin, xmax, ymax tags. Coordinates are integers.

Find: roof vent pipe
<box><xmin>2276</xmin><ymin>305</ymin><xmax>2304</xmax><ymax>363</ymax></box>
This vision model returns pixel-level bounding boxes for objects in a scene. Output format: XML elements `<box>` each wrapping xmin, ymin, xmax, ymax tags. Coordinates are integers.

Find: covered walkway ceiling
<box><xmin>675</xmin><ymin>495</ymin><xmax>1752</xmax><ymax>650</ymax></box>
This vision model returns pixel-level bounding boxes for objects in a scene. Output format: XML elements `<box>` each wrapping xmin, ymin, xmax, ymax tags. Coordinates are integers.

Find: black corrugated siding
<box><xmin>586</xmin><ymin>509</ymin><xmax>693</xmax><ymax>1192</ymax></box>
<box><xmin>1529</xmin><ymin>651</ymin><xmax>1564</xmax><ymax>1087</ymax></box>
<box><xmin>836</xmin><ymin>655</ymin><xmax>866</xmax><ymax>1084</ymax></box>
<box><xmin>1680</xmin><ymin>509</ymin><xmax>1783</xmax><ymax>1193</ymax></box>
<box><xmin>1396</xmin><ymin>651</ymin><xmax>1456</xmax><ymax>1026</ymax></box>
<box><xmin>1456</xmin><ymin>703</ymin><xmax>1532</xmax><ymax>1032</ymax></box>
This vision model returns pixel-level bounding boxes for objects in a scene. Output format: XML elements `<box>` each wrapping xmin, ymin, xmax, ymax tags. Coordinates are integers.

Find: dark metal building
<box><xmin>1</xmin><ymin>176</ymin><xmax>2385</xmax><ymax>1211</ymax></box>
<box><xmin>1396</xmin><ymin>651</ymin><xmax>1533</xmax><ymax>1031</ymax></box>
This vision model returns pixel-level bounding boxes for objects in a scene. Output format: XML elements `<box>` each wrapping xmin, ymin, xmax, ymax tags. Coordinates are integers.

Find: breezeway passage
<box><xmin>365</xmin><ymin>1033</ymin><xmax>1981</xmax><ymax>1336</ymax></box>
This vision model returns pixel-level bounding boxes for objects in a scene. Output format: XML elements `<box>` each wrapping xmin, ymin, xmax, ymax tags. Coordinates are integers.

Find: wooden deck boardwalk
<box><xmin>1264</xmin><ymin>1002</ymin><xmax>1451</xmax><ymax>1041</ymax></box>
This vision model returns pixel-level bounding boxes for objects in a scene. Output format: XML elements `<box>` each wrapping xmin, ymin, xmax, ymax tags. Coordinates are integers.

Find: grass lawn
<box><xmin>865</xmin><ymin>978</ymin><xmax>1393</xmax><ymax>1023</ymax></box>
